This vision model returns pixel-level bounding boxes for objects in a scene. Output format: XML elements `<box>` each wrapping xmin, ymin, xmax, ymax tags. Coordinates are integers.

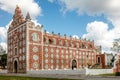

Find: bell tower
<box><xmin>7</xmin><ymin>5</ymin><xmax>44</xmax><ymax>73</ymax></box>
<box><xmin>7</xmin><ymin>5</ymin><xmax>27</xmax><ymax>73</ymax></box>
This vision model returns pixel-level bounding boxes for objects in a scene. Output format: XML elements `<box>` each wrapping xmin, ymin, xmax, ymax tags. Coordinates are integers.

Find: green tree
<box><xmin>111</xmin><ymin>39</ymin><xmax>120</xmax><ymax>66</ymax></box>
<box><xmin>110</xmin><ymin>56</ymin><xmax>115</xmax><ymax>67</ymax></box>
<box><xmin>1</xmin><ymin>54</ymin><xmax>7</xmax><ymax>69</ymax></box>
<box><xmin>111</xmin><ymin>38</ymin><xmax>120</xmax><ymax>53</ymax></box>
<box><xmin>0</xmin><ymin>45</ymin><xmax>7</xmax><ymax>69</ymax></box>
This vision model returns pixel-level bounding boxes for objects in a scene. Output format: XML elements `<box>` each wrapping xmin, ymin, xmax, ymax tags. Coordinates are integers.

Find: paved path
<box><xmin>0</xmin><ymin>73</ymin><xmax>120</xmax><ymax>80</ymax></box>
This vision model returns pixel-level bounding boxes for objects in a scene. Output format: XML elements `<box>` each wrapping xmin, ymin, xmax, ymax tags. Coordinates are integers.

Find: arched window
<box><xmin>44</xmin><ymin>37</ymin><xmax>49</xmax><ymax>44</ymax></box>
<box><xmin>89</xmin><ymin>44</ymin><xmax>92</xmax><ymax>48</ymax></box>
<box><xmin>49</xmin><ymin>38</ymin><xmax>54</xmax><ymax>44</ymax></box>
<box><xmin>81</xmin><ymin>43</ymin><xmax>85</xmax><ymax>48</ymax></box>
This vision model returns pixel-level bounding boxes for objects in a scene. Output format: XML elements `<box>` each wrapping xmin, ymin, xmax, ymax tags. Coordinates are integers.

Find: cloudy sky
<box><xmin>0</xmin><ymin>0</ymin><xmax>120</xmax><ymax>53</ymax></box>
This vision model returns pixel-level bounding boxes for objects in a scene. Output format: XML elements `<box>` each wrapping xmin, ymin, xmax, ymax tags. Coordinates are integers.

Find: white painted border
<box><xmin>26</xmin><ymin>21</ymin><xmax>29</xmax><ymax>71</ymax></box>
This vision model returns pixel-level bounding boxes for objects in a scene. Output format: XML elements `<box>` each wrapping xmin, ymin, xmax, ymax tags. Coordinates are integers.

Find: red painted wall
<box><xmin>96</xmin><ymin>54</ymin><xmax>105</xmax><ymax>68</ymax></box>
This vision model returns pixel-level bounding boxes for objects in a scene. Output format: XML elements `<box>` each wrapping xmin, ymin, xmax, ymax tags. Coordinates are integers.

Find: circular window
<box><xmin>51</xmin><ymin>54</ymin><xmax>54</xmax><ymax>58</ymax></box>
<box><xmin>51</xmin><ymin>65</ymin><xmax>53</xmax><ymax>69</ymax></box>
<box><xmin>66</xmin><ymin>55</ymin><xmax>68</xmax><ymax>59</ymax></box>
<box><xmin>61</xmin><ymin>55</ymin><xmax>64</xmax><ymax>58</ymax></box>
<box><xmin>33</xmin><ymin>55</ymin><xmax>39</xmax><ymax>60</ymax></box>
<box><xmin>76</xmin><ymin>51</ymin><xmax>78</xmax><ymax>54</ymax></box>
<box><xmin>66</xmin><ymin>60</ymin><xmax>68</xmax><ymax>63</ymax></box>
<box><xmin>56</xmin><ymin>49</ymin><xmax>59</xmax><ymax>53</ymax></box>
<box><xmin>51</xmin><ymin>48</ymin><xmax>54</xmax><ymax>53</ymax></box>
<box><xmin>51</xmin><ymin>59</ymin><xmax>53</xmax><ymax>63</ymax></box>
<box><xmin>61</xmin><ymin>50</ymin><xmax>64</xmax><ymax>53</ymax></box>
<box><xmin>70</xmin><ymin>50</ymin><xmax>72</xmax><ymax>53</ymax></box>
<box><xmin>45</xmin><ymin>53</ymin><xmax>48</xmax><ymax>58</ymax></box>
<box><xmin>56</xmin><ymin>60</ymin><xmax>59</xmax><ymax>63</ymax></box>
<box><xmin>19</xmin><ymin>56</ymin><xmax>21</xmax><ymax>61</ymax></box>
<box><xmin>23</xmin><ymin>55</ymin><xmax>25</xmax><ymax>60</ymax></box>
<box><xmin>33</xmin><ymin>62</ymin><xmax>38</xmax><ymax>68</ymax></box>
<box><xmin>45</xmin><ymin>65</ymin><xmax>48</xmax><ymax>69</ymax></box>
<box><xmin>66</xmin><ymin>50</ymin><xmax>68</xmax><ymax>54</ymax></box>
<box><xmin>56</xmin><ymin>54</ymin><xmax>59</xmax><ymax>58</ymax></box>
<box><xmin>45</xmin><ymin>48</ymin><xmax>48</xmax><ymax>52</ymax></box>
<box><xmin>45</xmin><ymin>59</ymin><xmax>48</xmax><ymax>63</ymax></box>
<box><xmin>61</xmin><ymin>65</ymin><xmax>64</xmax><ymax>69</ymax></box>
<box><xmin>31</xmin><ymin>32</ymin><xmax>39</xmax><ymax>41</ymax></box>
<box><xmin>33</xmin><ymin>46</ymin><xmax>38</xmax><ymax>53</ymax></box>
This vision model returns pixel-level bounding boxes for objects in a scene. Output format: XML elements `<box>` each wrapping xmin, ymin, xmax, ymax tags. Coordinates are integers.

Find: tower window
<box><xmin>14</xmin><ymin>47</ymin><xmax>17</xmax><ymax>55</ymax></box>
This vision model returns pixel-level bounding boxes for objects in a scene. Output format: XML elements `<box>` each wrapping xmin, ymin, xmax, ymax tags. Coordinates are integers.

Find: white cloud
<box><xmin>0</xmin><ymin>20</ymin><xmax>12</xmax><ymax>51</ymax></box>
<box><xmin>56</xmin><ymin>0</ymin><xmax>120</xmax><ymax>17</ymax></box>
<box><xmin>31</xmin><ymin>20</ymin><xmax>42</xmax><ymax>26</ymax></box>
<box><xmin>72</xmin><ymin>35</ymin><xmax>79</xmax><ymax>39</ymax></box>
<box><xmin>0</xmin><ymin>0</ymin><xmax>42</xmax><ymax>19</ymax></box>
<box><xmin>82</xmin><ymin>21</ymin><xmax>120</xmax><ymax>52</ymax></box>
<box><xmin>0</xmin><ymin>26</ymin><xmax>7</xmax><ymax>51</ymax></box>
<box><xmin>0</xmin><ymin>27</ymin><xmax>7</xmax><ymax>42</ymax></box>
<box><xmin>0</xmin><ymin>42</ymin><xmax>7</xmax><ymax>50</ymax></box>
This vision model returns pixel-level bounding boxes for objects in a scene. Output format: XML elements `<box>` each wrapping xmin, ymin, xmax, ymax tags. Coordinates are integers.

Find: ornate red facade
<box><xmin>7</xmin><ymin>6</ymin><xmax>98</xmax><ymax>73</ymax></box>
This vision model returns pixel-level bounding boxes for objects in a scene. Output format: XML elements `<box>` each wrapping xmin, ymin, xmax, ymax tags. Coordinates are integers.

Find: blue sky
<box><xmin>0</xmin><ymin>0</ymin><xmax>120</xmax><ymax>52</ymax></box>
<box><xmin>33</xmin><ymin>0</ymin><xmax>110</xmax><ymax>37</ymax></box>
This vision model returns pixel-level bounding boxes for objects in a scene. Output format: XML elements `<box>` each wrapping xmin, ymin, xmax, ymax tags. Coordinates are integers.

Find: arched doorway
<box><xmin>72</xmin><ymin>59</ymin><xmax>77</xmax><ymax>70</ymax></box>
<box><xmin>14</xmin><ymin>61</ymin><xmax>18</xmax><ymax>73</ymax></box>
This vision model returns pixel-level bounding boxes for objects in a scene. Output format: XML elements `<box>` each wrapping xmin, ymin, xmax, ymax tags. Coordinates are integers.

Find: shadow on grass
<box><xmin>99</xmin><ymin>73</ymin><xmax>115</xmax><ymax>76</ymax></box>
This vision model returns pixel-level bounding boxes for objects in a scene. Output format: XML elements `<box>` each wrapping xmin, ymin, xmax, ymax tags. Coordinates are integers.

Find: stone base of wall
<box><xmin>0</xmin><ymin>70</ymin><xmax>7</xmax><ymax>73</ymax></box>
<box><xmin>27</xmin><ymin>69</ymin><xmax>86</xmax><ymax>75</ymax></box>
<box><xmin>0</xmin><ymin>68</ymin><xmax>114</xmax><ymax>76</ymax></box>
<box><xmin>86</xmin><ymin>68</ymin><xmax>113</xmax><ymax>75</ymax></box>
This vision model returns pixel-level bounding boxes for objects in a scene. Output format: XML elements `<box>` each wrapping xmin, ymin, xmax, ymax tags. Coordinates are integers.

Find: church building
<box><xmin>7</xmin><ymin>6</ymin><xmax>98</xmax><ymax>73</ymax></box>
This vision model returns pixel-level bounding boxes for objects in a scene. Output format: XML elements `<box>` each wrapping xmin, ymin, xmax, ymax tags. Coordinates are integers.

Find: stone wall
<box><xmin>0</xmin><ymin>69</ymin><xmax>114</xmax><ymax>75</ymax></box>
<box><xmin>27</xmin><ymin>69</ymin><xmax>86</xmax><ymax>75</ymax></box>
<box><xmin>0</xmin><ymin>70</ymin><xmax>7</xmax><ymax>73</ymax></box>
<box><xmin>86</xmin><ymin>68</ymin><xmax>113</xmax><ymax>75</ymax></box>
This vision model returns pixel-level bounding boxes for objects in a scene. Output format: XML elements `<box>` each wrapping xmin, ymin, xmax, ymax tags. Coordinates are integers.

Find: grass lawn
<box><xmin>0</xmin><ymin>76</ymin><xmax>74</xmax><ymax>80</ymax></box>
